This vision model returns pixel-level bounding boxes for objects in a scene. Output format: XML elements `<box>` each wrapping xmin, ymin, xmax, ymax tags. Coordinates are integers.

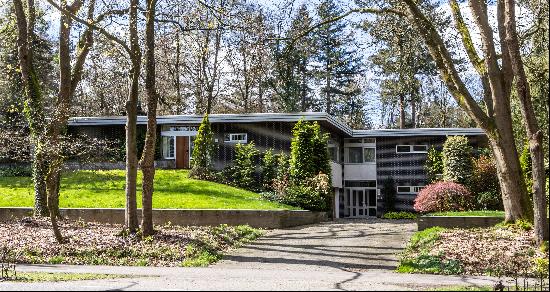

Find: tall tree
<box><xmin>313</xmin><ymin>0</ymin><xmax>363</xmax><ymax>118</ymax></box>
<box><xmin>270</xmin><ymin>4</ymin><xmax>315</xmax><ymax>112</ymax></box>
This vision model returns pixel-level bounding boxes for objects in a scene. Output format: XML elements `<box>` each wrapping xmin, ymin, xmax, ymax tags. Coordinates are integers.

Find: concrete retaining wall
<box><xmin>0</xmin><ymin>207</ymin><xmax>328</xmax><ymax>229</ymax></box>
<box><xmin>417</xmin><ymin>216</ymin><xmax>504</xmax><ymax>231</ymax></box>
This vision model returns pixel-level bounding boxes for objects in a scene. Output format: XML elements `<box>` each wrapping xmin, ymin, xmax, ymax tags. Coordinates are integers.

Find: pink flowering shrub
<box><xmin>414</xmin><ymin>181</ymin><xmax>474</xmax><ymax>213</ymax></box>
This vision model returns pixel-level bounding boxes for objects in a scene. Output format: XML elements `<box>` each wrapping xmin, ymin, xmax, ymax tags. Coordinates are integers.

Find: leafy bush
<box><xmin>442</xmin><ymin>136</ymin><xmax>473</xmax><ymax>185</ymax></box>
<box><xmin>289</xmin><ymin>120</ymin><xmax>331</xmax><ymax>183</ymax></box>
<box><xmin>470</xmin><ymin>155</ymin><xmax>502</xmax><ymax>210</ymax></box>
<box><xmin>383</xmin><ymin>211</ymin><xmax>417</xmax><ymax>220</ymax></box>
<box><xmin>381</xmin><ymin>177</ymin><xmax>396</xmax><ymax>212</ymax></box>
<box><xmin>425</xmin><ymin>146</ymin><xmax>443</xmax><ymax>183</ymax></box>
<box><xmin>189</xmin><ymin>115</ymin><xmax>215</xmax><ymax>180</ymax></box>
<box><xmin>0</xmin><ymin>165</ymin><xmax>32</xmax><ymax>177</ymax></box>
<box><xmin>476</xmin><ymin>192</ymin><xmax>503</xmax><ymax>211</ymax></box>
<box><xmin>276</xmin><ymin>173</ymin><xmax>331</xmax><ymax>211</ymax></box>
<box><xmin>229</xmin><ymin>142</ymin><xmax>259</xmax><ymax>190</ymax></box>
<box><xmin>261</xmin><ymin>149</ymin><xmax>277</xmax><ymax>190</ymax></box>
<box><xmin>413</xmin><ymin>181</ymin><xmax>474</xmax><ymax>213</ymax></box>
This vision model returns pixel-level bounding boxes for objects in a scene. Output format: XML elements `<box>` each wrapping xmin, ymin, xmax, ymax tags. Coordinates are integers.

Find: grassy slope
<box><xmin>0</xmin><ymin>169</ymin><xmax>295</xmax><ymax>210</ymax></box>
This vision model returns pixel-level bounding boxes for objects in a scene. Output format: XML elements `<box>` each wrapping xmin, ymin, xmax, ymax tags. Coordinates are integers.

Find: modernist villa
<box><xmin>68</xmin><ymin>112</ymin><xmax>487</xmax><ymax>219</ymax></box>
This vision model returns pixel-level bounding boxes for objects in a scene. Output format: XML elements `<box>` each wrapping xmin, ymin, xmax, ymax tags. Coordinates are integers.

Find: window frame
<box><xmin>395</xmin><ymin>144</ymin><xmax>429</xmax><ymax>154</ymax></box>
<box><xmin>345</xmin><ymin>146</ymin><xmax>376</xmax><ymax>164</ymax></box>
<box><xmin>162</xmin><ymin>136</ymin><xmax>175</xmax><ymax>159</ymax></box>
<box><xmin>224</xmin><ymin>133</ymin><xmax>248</xmax><ymax>144</ymax></box>
<box><xmin>396</xmin><ymin>185</ymin><xmax>425</xmax><ymax>194</ymax></box>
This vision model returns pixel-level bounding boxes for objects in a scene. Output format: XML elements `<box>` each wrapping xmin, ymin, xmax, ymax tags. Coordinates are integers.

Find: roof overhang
<box><xmin>352</xmin><ymin>128</ymin><xmax>486</xmax><ymax>137</ymax></box>
<box><xmin>68</xmin><ymin>112</ymin><xmax>354</xmax><ymax>136</ymax></box>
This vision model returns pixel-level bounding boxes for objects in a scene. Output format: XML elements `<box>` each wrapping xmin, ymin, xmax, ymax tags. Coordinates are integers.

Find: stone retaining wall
<box><xmin>417</xmin><ymin>216</ymin><xmax>504</xmax><ymax>231</ymax></box>
<box><xmin>0</xmin><ymin>207</ymin><xmax>328</xmax><ymax>229</ymax></box>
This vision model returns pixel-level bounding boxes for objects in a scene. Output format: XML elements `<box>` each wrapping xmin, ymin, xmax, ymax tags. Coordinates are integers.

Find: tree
<box><xmin>442</xmin><ymin>136</ymin><xmax>473</xmax><ymax>185</ymax></box>
<box><xmin>289</xmin><ymin>120</ymin><xmax>331</xmax><ymax>182</ymax></box>
<box><xmin>0</xmin><ymin>3</ymin><xmax>55</xmax><ymax>217</ymax></box>
<box><xmin>189</xmin><ymin>114</ymin><xmax>215</xmax><ymax>179</ymax></box>
<box><xmin>270</xmin><ymin>4</ymin><xmax>315</xmax><ymax>112</ymax></box>
<box><xmin>314</xmin><ymin>0</ymin><xmax>363</xmax><ymax>118</ymax></box>
<box><xmin>139</xmin><ymin>0</ymin><xmax>159</xmax><ymax>237</ymax></box>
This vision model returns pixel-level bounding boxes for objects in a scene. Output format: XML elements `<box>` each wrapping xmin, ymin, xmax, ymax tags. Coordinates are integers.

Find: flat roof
<box><xmin>68</xmin><ymin>112</ymin><xmax>354</xmax><ymax>136</ymax></box>
<box><xmin>69</xmin><ymin>113</ymin><xmax>485</xmax><ymax>138</ymax></box>
<box><xmin>353</xmin><ymin>128</ymin><xmax>485</xmax><ymax>137</ymax></box>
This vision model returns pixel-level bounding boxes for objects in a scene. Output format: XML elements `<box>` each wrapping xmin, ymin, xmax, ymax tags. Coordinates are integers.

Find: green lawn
<box><xmin>427</xmin><ymin>210</ymin><xmax>505</xmax><ymax>217</ymax></box>
<box><xmin>0</xmin><ymin>169</ymin><xmax>296</xmax><ymax>210</ymax></box>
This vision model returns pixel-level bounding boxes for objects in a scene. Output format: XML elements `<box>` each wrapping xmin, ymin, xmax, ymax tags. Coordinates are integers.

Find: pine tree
<box><xmin>313</xmin><ymin>0</ymin><xmax>363</xmax><ymax>117</ymax></box>
<box><xmin>189</xmin><ymin>115</ymin><xmax>215</xmax><ymax>179</ymax></box>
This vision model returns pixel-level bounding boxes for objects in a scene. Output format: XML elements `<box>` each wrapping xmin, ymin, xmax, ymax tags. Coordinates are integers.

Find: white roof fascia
<box><xmin>352</xmin><ymin>128</ymin><xmax>485</xmax><ymax>137</ymax></box>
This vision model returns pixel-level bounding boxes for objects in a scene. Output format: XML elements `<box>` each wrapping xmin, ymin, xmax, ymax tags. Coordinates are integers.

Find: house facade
<box><xmin>68</xmin><ymin>112</ymin><xmax>487</xmax><ymax>218</ymax></box>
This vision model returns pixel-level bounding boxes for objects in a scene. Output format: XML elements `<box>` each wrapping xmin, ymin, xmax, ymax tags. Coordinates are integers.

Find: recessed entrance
<box><xmin>346</xmin><ymin>188</ymin><xmax>377</xmax><ymax>218</ymax></box>
<box><xmin>175</xmin><ymin>136</ymin><xmax>190</xmax><ymax>169</ymax></box>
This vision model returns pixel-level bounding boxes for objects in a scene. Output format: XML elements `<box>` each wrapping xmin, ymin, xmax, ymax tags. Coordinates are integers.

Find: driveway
<box><xmin>217</xmin><ymin>218</ymin><xmax>416</xmax><ymax>272</ymax></box>
<box><xmin>0</xmin><ymin>219</ymin><xmax>505</xmax><ymax>291</ymax></box>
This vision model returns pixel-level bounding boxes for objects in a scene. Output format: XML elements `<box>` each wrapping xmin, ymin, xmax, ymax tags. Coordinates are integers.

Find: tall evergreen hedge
<box><xmin>442</xmin><ymin>135</ymin><xmax>473</xmax><ymax>185</ymax></box>
<box><xmin>289</xmin><ymin>120</ymin><xmax>331</xmax><ymax>182</ymax></box>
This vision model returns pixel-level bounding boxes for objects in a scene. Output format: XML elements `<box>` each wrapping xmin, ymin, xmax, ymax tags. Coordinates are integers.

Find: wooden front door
<box><xmin>175</xmin><ymin>136</ymin><xmax>190</xmax><ymax>169</ymax></box>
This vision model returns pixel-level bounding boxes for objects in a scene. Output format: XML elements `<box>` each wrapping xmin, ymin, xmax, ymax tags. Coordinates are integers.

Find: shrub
<box><xmin>277</xmin><ymin>173</ymin><xmax>331</xmax><ymax>211</ymax></box>
<box><xmin>382</xmin><ymin>211</ymin><xmax>417</xmax><ymax>220</ymax></box>
<box><xmin>381</xmin><ymin>177</ymin><xmax>396</xmax><ymax>212</ymax></box>
<box><xmin>229</xmin><ymin>142</ymin><xmax>259</xmax><ymax>190</ymax></box>
<box><xmin>413</xmin><ymin>181</ymin><xmax>474</xmax><ymax>213</ymax></box>
<box><xmin>476</xmin><ymin>191</ymin><xmax>503</xmax><ymax>211</ymax></box>
<box><xmin>289</xmin><ymin>120</ymin><xmax>331</xmax><ymax>183</ymax></box>
<box><xmin>261</xmin><ymin>149</ymin><xmax>277</xmax><ymax>191</ymax></box>
<box><xmin>0</xmin><ymin>165</ymin><xmax>32</xmax><ymax>177</ymax></box>
<box><xmin>470</xmin><ymin>155</ymin><xmax>502</xmax><ymax>210</ymax></box>
<box><xmin>425</xmin><ymin>146</ymin><xmax>443</xmax><ymax>183</ymax></box>
<box><xmin>275</xmin><ymin>153</ymin><xmax>289</xmax><ymax>181</ymax></box>
<box><xmin>190</xmin><ymin>115</ymin><xmax>215</xmax><ymax>180</ymax></box>
<box><xmin>442</xmin><ymin>136</ymin><xmax>473</xmax><ymax>185</ymax></box>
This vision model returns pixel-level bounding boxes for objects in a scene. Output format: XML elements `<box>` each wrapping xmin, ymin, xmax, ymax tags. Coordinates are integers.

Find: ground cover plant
<box><xmin>10</xmin><ymin>272</ymin><xmax>130</xmax><ymax>282</ymax></box>
<box><xmin>0</xmin><ymin>218</ymin><xmax>263</xmax><ymax>267</ymax></box>
<box><xmin>382</xmin><ymin>211</ymin><xmax>417</xmax><ymax>220</ymax></box>
<box><xmin>398</xmin><ymin>224</ymin><xmax>549</xmax><ymax>280</ymax></box>
<box><xmin>0</xmin><ymin>169</ymin><xmax>296</xmax><ymax>210</ymax></box>
<box><xmin>427</xmin><ymin>210</ymin><xmax>504</xmax><ymax>217</ymax></box>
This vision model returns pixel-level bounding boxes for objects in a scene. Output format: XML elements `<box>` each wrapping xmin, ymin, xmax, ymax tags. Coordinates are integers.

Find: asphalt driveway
<box><xmin>217</xmin><ymin>218</ymin><xmax>416</xmax><ymax>272</ymax></box>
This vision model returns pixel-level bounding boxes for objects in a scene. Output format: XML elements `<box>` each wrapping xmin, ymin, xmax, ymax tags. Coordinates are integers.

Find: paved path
<box><xmin>0</xmin><ymin>219</ymin><xmax>505</xmax><ymax>290</ymax></box>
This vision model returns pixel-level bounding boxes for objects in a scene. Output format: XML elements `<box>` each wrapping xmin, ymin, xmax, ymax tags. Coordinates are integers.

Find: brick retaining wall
<box><xmin>0</xmin><ymin>207</ymin><xmax>328</xmax><ymax>229</ymax></box>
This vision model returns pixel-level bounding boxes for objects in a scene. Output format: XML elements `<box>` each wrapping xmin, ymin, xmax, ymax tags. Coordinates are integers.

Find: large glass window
<box><xmin>348</xmin><ymin>147</ymin><xmax>363</xmax><ymax>163</ymax></box>
<box><xmin>328</xmin><ymin>146</ymin><xmax>339</xmax><ymax>162</ymax></box>
<box><xmin>162</xmin><ymin>136</ymin><xmax>175</xmax><ymax>159</ymax></box>
<box><xmin>363</xmin><ymin>147</ymin><xmax>376</xmax><ymax>163</ymax></box>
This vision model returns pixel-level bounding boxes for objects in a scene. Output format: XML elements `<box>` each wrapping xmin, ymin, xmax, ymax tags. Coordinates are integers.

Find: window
<box><xmin>363</xmin><ymin>138</ymin><xmax>376</xmax><ymax>144</ymax></box>
<box><xmin>328</xmin><ymin>146</ymin><xmax>339</xmax><ymax>162</ymax></box>
<box><xmin>346</xmin><ymin>147</ymin><xmax>376</xmax><ymax>163</ymax></box>
<box><xmin>348</xmin><ymin>147</ymin><xmax>363</xmax><ymax>163</ymax></box>
<box><xmin>397</xmin><ymin>186</ymin><xmax>425</xmax><ymax>194</ymax></box>
<box><xmin>363</xmin><ymin>147</ymin><xmax>376</xmax><ymax>163</ymax></box>
<box><xmin>224</xmin><ymin>133</ymin><xmax>247</xmax><ymax>143</ymax></box>
<box><xmin>396</xmin><ymin>145</ymin><xmax>429</xmax><ymax>154</ymax></box>
<box><xmin>345</xmin><ymin>138</ymin><xmax>363</xmax><ymax>144</ymax></box>
<box><xmin>162</xmin><ymin>136</ymin><xmax>175</xmax><ymax>159</ymax></box>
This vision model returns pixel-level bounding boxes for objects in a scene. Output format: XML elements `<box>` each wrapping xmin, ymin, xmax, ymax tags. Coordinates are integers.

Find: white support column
<box><xmin>334</xmin><ymin>188</ymin><xmax>340</xmax><ymax>219</ymax></box>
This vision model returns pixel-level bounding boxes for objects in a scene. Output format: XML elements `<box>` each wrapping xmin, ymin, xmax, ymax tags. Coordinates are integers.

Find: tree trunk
<box><xmin>399</xmin><ymin>94</ymin><xmax>405</xmax><ymax>129</ymax></box>
<box><xmin>46</xmin><ymin>164</ymin><xmax>63</xmax><ymax>243</ymax></box>
<box><xmin>125</xmin><ymin>0</ymin><xmax>141</xmax><ymax>232</ymax></box>
<box><xmin>502</xmin><ymin>0</ymin><xmax>548</xmax><ymax>242</ymax></box>
<box><xmin>139</xmin><ymin>0</ymin><xmax>158</xmax><ymax>237</ymax></box>
<box><xmin>411</xmin><ymin>97</ymin><xmax>416</xmax><ymax>128</ymax></box>
<box><xmin>32</xmin><ymin>147</ymin><xmax>49</xmax><ymax>216</ymax></box>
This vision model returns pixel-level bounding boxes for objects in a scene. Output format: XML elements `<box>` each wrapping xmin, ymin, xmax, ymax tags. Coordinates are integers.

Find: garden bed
<box><xmin>398</xmin><ymin>225</ymin><xmax>549</xmax><ymax>278</ymax></box>
<box><xmin>0</xmin><ymin>218</ymin><xmax>263</xmax><ymax>267</ymax></box>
